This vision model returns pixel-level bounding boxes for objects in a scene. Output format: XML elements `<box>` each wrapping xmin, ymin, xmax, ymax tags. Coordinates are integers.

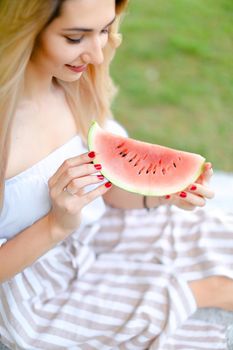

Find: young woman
<box><xmin>0</xmin><ymin>0</ymin><xmax>233</xmax><ymax>349</ymax></box>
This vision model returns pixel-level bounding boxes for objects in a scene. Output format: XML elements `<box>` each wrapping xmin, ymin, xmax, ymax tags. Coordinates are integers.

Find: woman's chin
<box><xmin>54</xmin><ymin>69</ymin><xmax>84</xmax><ymax>83</ymax></box>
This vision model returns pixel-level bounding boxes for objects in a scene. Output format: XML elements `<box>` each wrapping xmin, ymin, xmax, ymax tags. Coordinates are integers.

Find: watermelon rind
<box><xmin>88</xmin><ymin>121</ymin><xmax>205</xmax><ymax>196</ymax></box>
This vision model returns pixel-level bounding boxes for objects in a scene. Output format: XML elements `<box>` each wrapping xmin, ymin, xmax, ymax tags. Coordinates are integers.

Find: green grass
<box><xmin>111</xmin><ymin>0</ymin><xmax>233</xmax><ymax>171</ymax></box>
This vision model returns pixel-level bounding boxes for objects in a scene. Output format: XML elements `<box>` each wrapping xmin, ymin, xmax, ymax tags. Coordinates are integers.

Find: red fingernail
<box><xmin>94</xmin><ymin>164</ymin><xmax>102</xmax><ymax>170</ymax></box>
<box><xmin>88</xmin><ymin>151</ymin><xmax>95</xmax><ymax>158</ymax></box>
<box><xmin>179</xmin><ymin>191</ymin><xmax>187</xmax><ymax>198</ymax></box>
<box><xmin>165</xmin><ymin>195</ymin><xmax>170</xmax><ymax>199</ymax></box>
<box><xmin>97</xmin><ymin>175</ymin><xmax>104</xmax><ymax>180</ymax></box>
<box><xmin>105</xmin><ymin>182</ymin><xmax>112</xmax><ymax>188</ymax></box>
<box><xmin>190</xmin><ymin>185</ymin><xmax>197</xmax><ymax>191</ymax></box>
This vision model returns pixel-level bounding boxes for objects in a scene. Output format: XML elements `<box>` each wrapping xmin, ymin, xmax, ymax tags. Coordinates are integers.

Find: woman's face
<box><xmin>30</xmin><ymin>0</ymin><xmax>116</xmax><ymax>82</ymax></box>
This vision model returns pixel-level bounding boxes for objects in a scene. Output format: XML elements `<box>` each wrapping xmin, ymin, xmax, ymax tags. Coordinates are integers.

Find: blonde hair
<box><xmin>0</xmin><ymin>0</ymin><xmax>128</xmax><ymax>208</ymax></box>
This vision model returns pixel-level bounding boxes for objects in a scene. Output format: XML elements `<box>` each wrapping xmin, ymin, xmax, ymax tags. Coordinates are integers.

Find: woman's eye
<box><xmin>65</xmin><ymin>28</ymin><xmax>109</xmax><ymax>44</ymax></box>
<box><xmin>101</xmin><ymin>28</ymin><xmax>110</xmax><ymax>35</ymax></box>
<box><xmin>65</xmin><ymin>37</ymin><xmax>83</xmax><ymax>44</ymax></box>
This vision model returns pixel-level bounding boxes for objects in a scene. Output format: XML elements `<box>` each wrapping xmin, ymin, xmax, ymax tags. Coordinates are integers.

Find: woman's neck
<box><xmin>22</xmin><ymin>60</ymin><xmax>57</xmax><ymax>102</ymax></box>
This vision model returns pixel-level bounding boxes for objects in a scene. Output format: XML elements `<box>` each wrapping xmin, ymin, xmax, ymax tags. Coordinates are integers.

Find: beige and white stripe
<box><xmin>0</xmin><ymin>205</ymin><xmax>233</xmax><ymax>349</ymax></box>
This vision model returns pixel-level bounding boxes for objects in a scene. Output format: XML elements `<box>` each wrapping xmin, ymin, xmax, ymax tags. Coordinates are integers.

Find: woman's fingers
<box><xmin>61</xmin><ymin>181</ymin><xmax>112</xmax><ymax>213</ymax></box>
<box><xmin>81</xmin><ymin>182</ymin><xmax>112</xmax><ymax>206</ymax></box>
<box><xmin>173</xmin><ymin>191</ymin><xmax>206</xmax><ymax>208</ymax></box>
<box><xmin>174</xmin><ymin>200</ymin><xmax>196</xmax><ymax>211</ymax></box>
<box><xmin>186</xmin><ymin>183</ymin><xmax>215</xmax><ymax>199</ymax></box>
<box><xmin>64</xmin><ymin>174</ymin><xmax>105</xmax><ymax>196</ymax></box>
<box><xmin>48</xmin><ymin>150</ymin><xmax>113</xmax><ymax>209</ymax></box>
<box><xmin>164</xmin><ymin>163</ymin><xmax>214</xmax><ymax>211</ymax></box>
<box><xmin>203</xmin><ymin>167</ymin><xmax>214</xmax><ymax>186</ymax></box>
<box><xmin>55</xmin><ymin>163</ymin><xmax>102</xmax><ymax>194</ymax></box>
<box><xmin>171</xmin><ymin>182</ymin><xmax>214</xmax><ymax>209</ymax></box>
<box><xmin>49</xmin><ymin>152</ymin><xmax>95</xmax><ymax>187</ymax></box>
<box><xmin>196</xmin><ymin>162</ymin><xmax>213</xmax><ymax>186</ymax></box>
<box><xmin>164</xmin><ymin>194</ymin><xmax>196</xmax><ymax>211</ymax></box>
<box><xmin>46</xmin><ymin>151</ymin><xmax>113</xmax><ymax>238</ymax></box>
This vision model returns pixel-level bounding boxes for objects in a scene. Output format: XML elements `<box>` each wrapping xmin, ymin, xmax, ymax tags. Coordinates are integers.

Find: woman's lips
<box><xmin>65</xmin><ymin>64</ymin><xmax>87</xmax><ymax>73</ymax></box>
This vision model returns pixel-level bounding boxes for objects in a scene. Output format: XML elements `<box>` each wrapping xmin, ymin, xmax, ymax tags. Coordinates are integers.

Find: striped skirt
<box><xmin>0</xmin><ymin>205</ymin><xmax>233</xmax><ymax>349</ymax></box>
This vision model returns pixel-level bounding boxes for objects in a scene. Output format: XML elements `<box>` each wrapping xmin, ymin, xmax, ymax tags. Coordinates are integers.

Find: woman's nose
<box><xmin>81</xmin><ymin>37</ymin><xmax>104</xmax><ymax>66</ymax></box>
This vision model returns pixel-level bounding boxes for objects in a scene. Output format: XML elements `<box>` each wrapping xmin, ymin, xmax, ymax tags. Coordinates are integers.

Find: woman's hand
<box><xmin>163</xmin><ymin>162</ymin><xmax>215</xmax><ymax>210</ymax></box>
<box><xmin>47</xmin><ymin>151</ymin><xmax>111</xmax><ymax>242</ymax></box>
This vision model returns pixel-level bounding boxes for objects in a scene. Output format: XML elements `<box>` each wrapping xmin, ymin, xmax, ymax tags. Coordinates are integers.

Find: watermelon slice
<box><xmin>88</xmin><ymin>121</ymin><xmax>205</xmax><ymax>196</ymax></box>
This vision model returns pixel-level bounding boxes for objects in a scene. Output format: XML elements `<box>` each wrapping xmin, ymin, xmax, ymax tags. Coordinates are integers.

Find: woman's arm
<box><xmin>0</xmin><ymin>152</ymin><xmax>112</xmax><ymax>283</ymax></box>
<box><xmin>0</xmin><ymin>214</ymin><xmax>60</xmax><ymax>283</ymax></box>
<box><xmin>103</xmin><ymin>186</ymin><xmax>161</xmax><ymax>210</ymax></box>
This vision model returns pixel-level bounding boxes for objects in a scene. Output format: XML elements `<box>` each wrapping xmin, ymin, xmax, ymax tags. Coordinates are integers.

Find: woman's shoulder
<box><xmin>6</xmin><ymin>89</ymin><xmax>78</xmax><ymax>180</ymax></box>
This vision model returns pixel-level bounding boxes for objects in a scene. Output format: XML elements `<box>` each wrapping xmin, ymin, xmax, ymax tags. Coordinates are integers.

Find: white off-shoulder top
<box><xmin>0</xmin><ymin>120</ymin><xmax>127</xmax><ymax>245</ymax></box>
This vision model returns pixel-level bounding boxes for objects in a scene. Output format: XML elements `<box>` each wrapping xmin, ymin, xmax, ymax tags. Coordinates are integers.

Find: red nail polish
<box><xmin>180</xmin><ymin>191</ymin><xmax>187</xmax><ymax>198</ymax></box>
<box><xmin>190</xmin><ymin>185</ymin><xmax>197</xmax><ymax>191</ymax></box>
<box><xmin>97</xmin><ymin>175</ymin><xmax>104</xmax><ymax>180</ymax></box>
<box><xmin>94</xmin><ymin>164</ymin><xmax>102</xmax><ymax>170</ymax></box>
<box><xmin>105</xmin><ymin>182</ymin><xmax>112</xmax><ymax>188</ymax></box>
<box><xmin>165</xmin><ymin>195</ymin><xmax>170</xmax><ymax>199</ymax></box>
<box><xmin>88</xmin><ymin>151</ymin><xmax>95</xmax><ymax>158</ymax></box>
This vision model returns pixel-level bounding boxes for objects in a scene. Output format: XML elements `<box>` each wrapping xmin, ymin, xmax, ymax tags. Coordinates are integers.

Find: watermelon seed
<box><xmin>134</xmin><ymin>158</ymin><xmax>141</xmax><ymax>167</ymax></box>
<box><xmin>152</xmin><ymin>164</ymin><xmax>157</xmax><ymax>174</ymax></box>
<box><xmin>173</xmin><ymin>162</ymin><xmax>177</xmax><ymax>168</ymax></box>
<box><xmin>146</xmin><ymin>163</ymin><xmax>153</xmax><ymax>174</ymax></box>
<box><xmin>119</xmin><ymin>152</ymin><xmax>127</xmax><ymax>157</ymax></box>
<box><xmin>116</xmin><ymin>142</ymin><xmax>125</xmax><ymax>149</ymax></box>
<box><xmin>162</xmin><ymin>168</ymin><xmax>166</xmax><ymax>175</ymax></box>
<box><xmin>138</xmin><ymin>166</ymin><xmax>145</xmax><ymax>175</ymax></box>
<box><xmin>159</xmin><ymin>159</ymin><xmax>162</xmax><ymax>165</ymax></box>
<box><xmin>178</xmin><ymin>157</ymin><xmax>182</xmax><ymax>161</ymax></box>
<box><xmin>119</xmin><ymin>149</ymin><xmax>128</xmax><ymax>157</ymax></box>
<box><xmin>128</xmin><ymin>154</ymin><xmax>137</xmax><ymax>163</ymax></box>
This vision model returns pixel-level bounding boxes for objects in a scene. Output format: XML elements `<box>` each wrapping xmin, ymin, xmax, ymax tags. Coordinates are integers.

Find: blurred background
<box><xmin>111</xmin><ymin>0</ymin><xmax>233</xmax><ymax>172</ymax></box>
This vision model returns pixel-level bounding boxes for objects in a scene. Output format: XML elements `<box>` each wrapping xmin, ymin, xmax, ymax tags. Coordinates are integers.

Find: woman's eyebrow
<box><xmin>62</xmin><ymin>16</ymin><xmax>116</xmax><ymax>32</ymax></box>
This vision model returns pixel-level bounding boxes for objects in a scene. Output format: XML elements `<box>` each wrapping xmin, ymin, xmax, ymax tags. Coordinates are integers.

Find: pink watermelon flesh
<box><xmin>88</xmin><ymin>122</ymin><xmax>205</xmax><ymax>196</ymax></box>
